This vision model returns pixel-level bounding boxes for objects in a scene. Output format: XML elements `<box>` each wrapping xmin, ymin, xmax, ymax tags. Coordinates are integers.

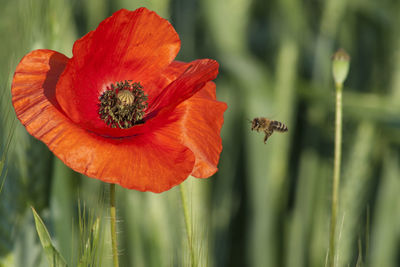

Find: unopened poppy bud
<box><xmin>332</xmin><ymin>48</ymin><xmax>350</xmax><ymax>87</ymax></box>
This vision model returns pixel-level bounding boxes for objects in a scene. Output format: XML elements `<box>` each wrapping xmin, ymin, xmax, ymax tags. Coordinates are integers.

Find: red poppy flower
<box><xmin>11</xmin><ymin>8</ymin><xmax>227</xmax><ymax>193</ymax></box>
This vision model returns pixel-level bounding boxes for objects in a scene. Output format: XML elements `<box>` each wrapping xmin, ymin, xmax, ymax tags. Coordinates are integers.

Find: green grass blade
<box><xmin>77</xmin><ymin>210</ymin><xmax>103</xmax><ymax>267</ymax></box>
<box><xmin>0</xmin><ymin>117</ymin><xmax>15</xmax><ymax>194</ymax></box>
<box><xmin>368</xmin><ymin>151</ymin><xmax>400</xmax><ymax>267</ymax></box>
<box><xmin>31</xmin><ymin>207</ymin><xmax>68</xmax><ymax>267</ymax></box>
<box><xmin>337</xmin><ymin>122</ymin><xmax>375</xmax><ymax>266</ymax></box>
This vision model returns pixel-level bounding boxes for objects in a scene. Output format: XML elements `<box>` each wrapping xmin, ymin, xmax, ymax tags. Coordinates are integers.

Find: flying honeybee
<box><xmin>251</xmin><ymin>117</ymin><xmax>288</xmax><ymax>143</ymax></box>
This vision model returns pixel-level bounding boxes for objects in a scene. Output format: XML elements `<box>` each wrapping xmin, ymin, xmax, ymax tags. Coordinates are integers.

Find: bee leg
<box><xmin>263</xmin><ymin>130</ymin><xmax>273</xmax><ymax>144</ymax></box>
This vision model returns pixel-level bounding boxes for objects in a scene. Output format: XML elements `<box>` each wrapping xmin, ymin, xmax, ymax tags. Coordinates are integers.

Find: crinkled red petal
<box><xmin>147</xmin><ymin>59</ymin><xmax>219</xmax><ymax>117</ymax></box>
<box><xmin>161</xmin><ymin>82</ymin><xmax>227</xmax><ymax>178</ymax></box>
<box><xmin>145</xmin><ymin>60</ymin><xmax>188</xmax><ymax>101</ymax></box>
<box><xmin>56</xmin><ymin>8</ymin><xmax>181</xmax><ymax>135</ymax></box>
<box><xmin>12</xmin><ymin>49</ymin><xmax>196</xmax><ymax>193</ymax></box>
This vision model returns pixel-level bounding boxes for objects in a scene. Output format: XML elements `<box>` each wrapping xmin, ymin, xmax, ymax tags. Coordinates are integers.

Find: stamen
<box><xmin>98</xmin><ymin>81</ymin><xmax>148</xmax><ymax>129</ymax></box>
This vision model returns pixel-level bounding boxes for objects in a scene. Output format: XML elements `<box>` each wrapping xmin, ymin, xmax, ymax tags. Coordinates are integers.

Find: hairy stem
<box><xmin>110</xmin><ymin>183</ymin><xmax>119</xmax><ymax>267</ymax></box>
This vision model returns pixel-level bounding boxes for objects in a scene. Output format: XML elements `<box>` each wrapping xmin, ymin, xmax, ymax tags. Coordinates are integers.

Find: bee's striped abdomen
<box><xmin>271</xmin><ymin>120</ymin><xmax>288</xmax><ymax>132</ymax></box>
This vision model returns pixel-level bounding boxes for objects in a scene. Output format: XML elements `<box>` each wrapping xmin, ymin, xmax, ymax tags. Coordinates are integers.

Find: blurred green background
<box><xmin>1</xmin><ymin>0</ymin><xmax>400</xmax><ymax>266</ymax></box>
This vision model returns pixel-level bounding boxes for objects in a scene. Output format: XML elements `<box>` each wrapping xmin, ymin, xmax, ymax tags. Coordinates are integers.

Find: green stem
<box><xmin>329</xmin><ymin>83</ymin><xmax>343</xmax><ymax>267</ymax></box>
<box><xmin>179</xmin><ymin>183</ymin><xmax>196</xmax><ymax>267</ymax></box>
<box><xmin>110</xmin><ymin>183</ymin><xmax>119</xmax><ymax>267</ymax></box>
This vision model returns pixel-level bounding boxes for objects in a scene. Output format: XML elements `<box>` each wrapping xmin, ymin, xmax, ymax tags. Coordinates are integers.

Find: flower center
<box><xmin>98</xmin><ymin>81</ymin><xmax>148</xmax><ymax>129</ymax></box>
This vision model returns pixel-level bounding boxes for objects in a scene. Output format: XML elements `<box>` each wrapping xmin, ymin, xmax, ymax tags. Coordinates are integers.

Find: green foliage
<box><xmin>75</xmin><ymin>199</ymin><xmax>105</xmax><ymax>267</ymax></box>
<box><xmin>32</xmin><ymin>208</ymin><xmax>68</xmax><ymax>267</ymax></box>
<box><xmin>0</xmin><ymin>119</ymin><xmax>14</xmax><ymax>194</ymax></box>
<box><xmin>31</xmin><ymin>199</ymin><xmax>105</xmax><ymax>267</ymax></box>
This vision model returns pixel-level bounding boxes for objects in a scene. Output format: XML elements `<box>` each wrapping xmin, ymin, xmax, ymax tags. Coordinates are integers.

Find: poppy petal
<box><xmin>147</xmin><ymin>59</ymin><xmax>219</xmax><ymax>117</ymax></box>
<box><xmin>52</xmin><ymin>131</ymin><xmax>196</xmax><ymax>193</ymax></box>
<box><xmin>56</xmin><ymin>8</ymin><xmax>181</xmax><ymax>133</ymax></box>
<box><xmin>11</xmin><ymin>49</ymin><xmax>196</xmax><ymax>193</ymax></box>
<box><xmin>162</xmin><ymin>82</ymin><xmax>227</xmax><ymax>178</ymax></box>
<box><xmin>145</xmin><ymin>60</ymin><xmax>188</xmax><ymax>100</ymax></box>
<box><xmin>12</xmin><ymin>49</ymin><xmax>69</xmax><ymax>129</ymax></box>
